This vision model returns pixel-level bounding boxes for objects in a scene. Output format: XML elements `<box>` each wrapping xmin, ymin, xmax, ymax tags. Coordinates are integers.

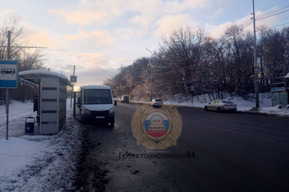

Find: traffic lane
<box><xmin>197</xmin><ymin>108</ymin><xmax>288</xmax><ymax>142</ymax></box>
<box><xmin>120</xmin><ymin>103</ymin><xmax>289</xmax><ymax>145</ymax></box>
<box><xmin>115</xmin><ymin>103</ymin><xmax>289</xmax><ymax>191</ymax></box>
<box><xmin>163</xmin><ymin>107</ymin><xmax>289</xmax><ymax>191</ymax></box>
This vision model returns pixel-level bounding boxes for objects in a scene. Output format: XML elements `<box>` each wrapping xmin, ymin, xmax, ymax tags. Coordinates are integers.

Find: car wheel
<box><xmin>204</xmin><ymin>106</ymin><xmax>208</xmax><ymax>111</ymax></box>
<box><xmin>81</xmin><ymin>115</ymin><xmax>88</xmax><ymax>124</ymax></box>
<box><xmin>217</xmin><ymin>107</ymin><xmax>221</xmax><ymax>112</ymax></box>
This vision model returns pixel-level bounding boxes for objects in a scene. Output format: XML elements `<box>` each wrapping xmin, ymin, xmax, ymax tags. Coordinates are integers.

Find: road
<box><xmin>74</xmin><ymin>102</ymin><xmax>289</xmax><ymax>192</ymax></box>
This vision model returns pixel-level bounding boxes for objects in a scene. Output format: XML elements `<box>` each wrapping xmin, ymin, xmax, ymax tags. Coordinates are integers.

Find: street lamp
<box><xmin>145</xmin><ymin>48</ymin><xmax>153</xmax><ymax>101</ymax></box>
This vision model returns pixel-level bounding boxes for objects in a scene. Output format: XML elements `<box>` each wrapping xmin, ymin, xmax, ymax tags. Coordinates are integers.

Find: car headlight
<box><xmin>83</xmin><ymin>108</ymin><xmax>90</xmax><ymax>114</ymax></box>
<box><xmin>109</xmin><ymin>108</ymin><xmax>114</xmax><ymax>114</ymax></box>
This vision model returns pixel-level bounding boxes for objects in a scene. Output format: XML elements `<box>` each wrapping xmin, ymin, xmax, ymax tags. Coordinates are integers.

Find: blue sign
<box><xmin>190</xmin><ymin>85</ymin><xmax>195</xmax><ymax>92</ymax></box>
<box><xmin>254</xmin><ymin>65</ymin><xmax>260</xmax><ymax>73</ymax></box>
<box><xmin>0</xmin><ymin>60</ymin><xmax>18</xmax><ymax>88</ymax></box>
<box><xmin>70</xmin><ymin>75</ymin><xmax>77</xmax><ymax>83</ymax></box>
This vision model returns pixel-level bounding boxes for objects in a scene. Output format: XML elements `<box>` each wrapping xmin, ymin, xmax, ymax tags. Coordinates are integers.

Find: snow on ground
<box><xmin>0</xmin><ymin>100</ymin><xmax>82</xmax><ymax>192</ymax></box>
<box><xmin>0</xmin><ymin>101</ymin><xmax>35</xmax><ymax>139</ymax></box>
<box><xmin>0</xmin><ymin>138</ymin><xmax>47</xmax><ymax>188</ymax></box>
<box><xmin>260</xmin><ymin>104</ymin><xmax>289</xmax><ymax>117</ymax></box>
<box><xmin>164</xmin><ymin>92</ymin><xmax>289</xmax><ymax>117</ymax></box>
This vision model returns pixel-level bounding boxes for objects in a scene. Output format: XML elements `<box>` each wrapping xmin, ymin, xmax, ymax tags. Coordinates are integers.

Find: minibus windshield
<box><xmin>84</xmin><ymin>89</ymin><xmax>112</xmax><ymax>104</ymax></box>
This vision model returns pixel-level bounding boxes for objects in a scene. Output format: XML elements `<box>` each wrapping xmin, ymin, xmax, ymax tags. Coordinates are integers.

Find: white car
<box><xmin>74</xmin><ymin>85</ymin><xmax>116</xmax><ymax>127</ymax></box>
<box><xmin>121</xmin><ymin>95</ymin><xmax>129</xmax><ymax>103</ymax></box>
<box><xmin>204</xmin><ymin>100</ymin><xmax>237</xmax><ymax>112</ymax></box>
<box><xmin>152</xmin><ymin>99</ymin><xmax>163</xmax><ymax>108</ymax></box>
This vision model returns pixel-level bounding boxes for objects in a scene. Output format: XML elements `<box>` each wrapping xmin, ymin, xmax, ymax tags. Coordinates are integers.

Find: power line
<box><xmin>0</xmin><ymin>46</ymin><xmax>47</xmax><ymax>49</ymax></box>
<box><xmin>267</xmin><ymin>21</ymin><xmax>289</xmax><ymax>29</ymax></box>
<box><xmin>241</xmin><ymin>20</ymin><xmax>253</xmax><ymax>30</ymax></box>
<box><xmin>257</xmin><ymin>9</ymin><xmax>289</xmax><ymax>22</ymax></box>
<box><xmin>238</xmin><ymin>14</ymin><xmax>252</xmax><ymax>27</ymax></box>
<box><xmin>147</xmin><ymin>53</ymin><xmax>199</xmax><ymax>71</ymax></box>
<box><xmin>228</xmin><ymin>2</ymin><xmax>289</xmax><ymax>32</ymax></box>
<box><xmin>259</xmin><ymin>0</ymin><xmax>288</xmax><ymax>12</ymax></box>
<box><xmin>256</xmin><ymin>4</ymin><xmax>289</xmax><ymax>21</ymax></box>
<box><xmin>259</xmin><ymin>2</ymin><xmax>289</xmax><ymax>16</ymax></box>
<box><xmin>145</xmin><ymin>57</ymin><xmax>190</xmax><ymax>75</ymax></box>
<box><xmin>240</xmin><ymin>4</ymin><xmax>289</xmax><ymax>32</ymax></box>
<box><xmin>153</xmin><ymin>64</ymin><xmax>198</xmax><ymax>78</ymax></box>
<box><xmin>147</xmin><ymin>2</ymin><xmax>289</xmax><ymax>79</ymax></box>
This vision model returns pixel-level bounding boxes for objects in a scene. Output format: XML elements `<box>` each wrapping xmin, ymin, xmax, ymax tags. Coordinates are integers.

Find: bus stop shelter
<box><xmin>19</xmin><ymin>70</ymin><xmax>72</xmax><ymax>135</ymax></box>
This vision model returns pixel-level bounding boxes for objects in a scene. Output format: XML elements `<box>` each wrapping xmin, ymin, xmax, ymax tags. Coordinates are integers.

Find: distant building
<box><xmin>271</xmin><ymin>73</ymin><xmax>289</xmax><ymax>106</ymax></box>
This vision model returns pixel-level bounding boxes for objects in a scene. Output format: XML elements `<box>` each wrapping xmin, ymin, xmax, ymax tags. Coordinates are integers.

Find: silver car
<box><xmin>204</xmin><ymin>100</ymin><xmax>237</xmax><ymax>112</ymax></box>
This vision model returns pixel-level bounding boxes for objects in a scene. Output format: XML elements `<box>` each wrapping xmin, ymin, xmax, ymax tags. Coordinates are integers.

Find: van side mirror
<box><xmin>114</xmin><ymin>101</ymin><xmax>117</xmax><ymax>106</ymax></box>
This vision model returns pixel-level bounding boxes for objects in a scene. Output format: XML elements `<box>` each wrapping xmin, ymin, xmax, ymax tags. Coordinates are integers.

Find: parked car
<box><xmin>121</xmin><ymin>95</ymin><xmax>129</xmax><ymax>103</ymax></box>
<box><xmin>152</xmin><ymin>99</ymin><xmax>163</xmax><ymax>108</ymax></box>
<box><xmin>204</xmin><ymin>100</ymin><xmax>237</xmax><ymax>112</ymax></box>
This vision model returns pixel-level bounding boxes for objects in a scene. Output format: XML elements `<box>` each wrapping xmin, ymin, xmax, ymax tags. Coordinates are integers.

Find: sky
<box><xmin>0</xmin><ymin>0</ymin><xmax>288</xmax><ymax>86</ymax></box>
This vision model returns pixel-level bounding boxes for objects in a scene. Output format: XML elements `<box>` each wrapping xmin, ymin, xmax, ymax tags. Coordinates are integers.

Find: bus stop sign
<box><xmin>0</xmin><ymin>60</ymin><xmax>18</xmax><ymax>88</ymax></box>
<box><xmin>70</xmin><ymin>75</ymin><xmax>77</xmax><ymax>83</ymax></box>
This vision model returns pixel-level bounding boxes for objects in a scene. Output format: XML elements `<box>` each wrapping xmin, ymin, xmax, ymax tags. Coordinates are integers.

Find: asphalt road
<box><xmin>74</xmin><ymin>103</ymin><xmax>289</xmax><ymax>192</ymax></box>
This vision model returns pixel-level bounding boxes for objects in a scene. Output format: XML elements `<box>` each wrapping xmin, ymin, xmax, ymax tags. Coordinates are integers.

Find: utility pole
<box><xmin>70</xmin><ymin>65</ymin><xmax>76</xmax><ymax>108</ymax></box>
<box><xmin>129</xmin><ymin>79</ymin><xmax>132</xmax><ymax>100</ymax></box>
<box><xmin>252</xmin><ymin>0</ymin><xmax>259</xmax><ymax>109</ymax></box>
<box><xmin>150</xmin><ymin>64</ymin><xmax>153</xmax><ymax>101</ymax></box>
<box><xmin>5</xmin><ymin>31</ymin><xmax>11</xmax><ymax>140</ymax></box>
<box><xmin>1</xmin><ymin>31</ymin><xmax>46</xmax><ymax>140</ymax></box>
<box><xmin>145</xmin><ymin>49</ymin><xmax>153</xmax><ymax>101</ymax></box>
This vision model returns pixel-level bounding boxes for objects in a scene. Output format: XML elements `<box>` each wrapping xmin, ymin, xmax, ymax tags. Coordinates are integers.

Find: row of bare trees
<box><xmin>0</xmin><ymin>21</ymin><xmax>45</xmax><ymax>101</ymax></box>
<box><xmin>105</xmin><ymin>25</ymin><xmax>289</xmax><ymax>101</ymax></box>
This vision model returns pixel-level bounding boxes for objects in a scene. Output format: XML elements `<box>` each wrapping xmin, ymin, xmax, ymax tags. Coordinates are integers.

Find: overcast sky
<box><xmin>0</xmin><ymin>0</ymin><xmax>288</xmax><ymax>86</ymax></box>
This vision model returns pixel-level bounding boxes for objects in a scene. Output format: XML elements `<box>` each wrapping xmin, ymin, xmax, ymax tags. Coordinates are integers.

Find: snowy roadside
<box><xmin>131</xmin><ymin>92</ymin><xmax>289</xmax><ymax>117</ymax></box>
<box><xmin>0</xmin><ymin>101</ymin><xmax>35</xmax><ymax>138</ymax></box>
<box><xmin>164</xmin><ymin>93</ymin><xmax>289</xmax><ymax>117</ymax></box>
<box><xmin>0</xmin><ymin>101</ymin><xmax>82</xmax><ymax>192</ymax></box>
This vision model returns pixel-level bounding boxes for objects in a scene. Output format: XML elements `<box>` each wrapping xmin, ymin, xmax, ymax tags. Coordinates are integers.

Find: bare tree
<box><xmin>105</xmin><ymin>25</ymin><xmax>289</xmax><ymax>101</ymax></box>
<box><xmin>0</xmin><ymin>20</ymin><xmax>45</xmax><ymax>101</ymax></box>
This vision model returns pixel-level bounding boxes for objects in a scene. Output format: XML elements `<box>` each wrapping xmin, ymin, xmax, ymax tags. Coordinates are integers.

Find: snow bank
<box><xmin>164</xmin><ymin>92</ymin><xmax>289</xmax><ymax>117</ymax></box>
<box><xmin>259</xmin><ymin>104</ymin><xmax>289</xmax><ymax>117</ymax></box>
